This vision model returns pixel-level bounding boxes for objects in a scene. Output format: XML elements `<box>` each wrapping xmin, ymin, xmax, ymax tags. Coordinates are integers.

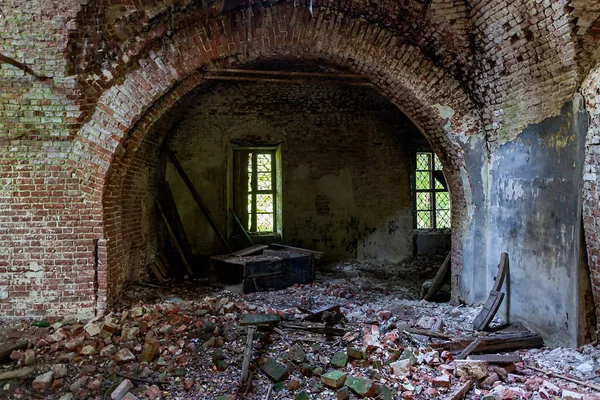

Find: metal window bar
<box><xmin>413</xmin><ymin>152</ymin><xmax>450</xmax><ymax>229</ymax></box>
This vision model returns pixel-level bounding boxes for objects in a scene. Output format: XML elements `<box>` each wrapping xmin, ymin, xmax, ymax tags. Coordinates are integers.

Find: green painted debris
<box><xmin>262</xmin><ymin>358</ymin><xmax>289</xmax><ymax>382</ymax></box>
<box><xmin>331</xmin><ymin>352</ymin><xmax>348</xmax><ymax>368</ymax></box>
<box><xmin>321</xmin><ymin>371</ymin><xmax>347</xmax><ymax>389</ymax></box>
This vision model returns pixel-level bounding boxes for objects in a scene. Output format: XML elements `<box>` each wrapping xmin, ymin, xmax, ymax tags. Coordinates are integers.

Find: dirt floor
<box><xmin>1</xmin><ymin>260</ymin><xmax>600</xmax><ymax>400</ymax></box>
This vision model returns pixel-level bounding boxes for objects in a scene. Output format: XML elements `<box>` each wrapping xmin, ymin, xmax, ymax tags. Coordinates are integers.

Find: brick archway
<box><xmin>70</xmin><ymin>5</ymin><xmax>482</xmax><ymax>311</ymax></box>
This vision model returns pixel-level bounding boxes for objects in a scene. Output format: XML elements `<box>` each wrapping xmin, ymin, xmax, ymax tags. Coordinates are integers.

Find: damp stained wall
<box><xmin>165</xmin><ymin>80</ymin><xmax>432</xmax><ymax>263</ymax></box>
<box><xmin>487</xmin><ymin>95</ymin><xmax>594</xmax><ymax>346</ymax></box>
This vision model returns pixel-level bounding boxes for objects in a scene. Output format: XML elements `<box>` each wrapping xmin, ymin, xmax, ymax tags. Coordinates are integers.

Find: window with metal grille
<box><xmin>232</xmin><ymin>148</ymin><xmax>280</xmax><ymax>234</ymax></box>
<box><xmin>414</xmin><ymin>152</ymin><xmax>451</xmax><ymax>229</ymax></box>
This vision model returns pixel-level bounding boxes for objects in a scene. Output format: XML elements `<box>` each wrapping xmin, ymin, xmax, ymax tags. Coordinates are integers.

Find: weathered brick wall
<box><xmin>165</xmin><ymin>77</ymin><xmax>431</xmax><ymax>263</ymax></box>
<box><xmin>12</xmin><ymin>0</ymin><xmax>600</xmax><ymax>321</ymax></box>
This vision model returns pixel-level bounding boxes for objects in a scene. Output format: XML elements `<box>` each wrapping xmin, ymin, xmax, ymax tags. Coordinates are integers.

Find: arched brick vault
<box><xmin>67</xmin><ymin>4</ymin><xmax>482</xmax><ymax>309</ymax></box>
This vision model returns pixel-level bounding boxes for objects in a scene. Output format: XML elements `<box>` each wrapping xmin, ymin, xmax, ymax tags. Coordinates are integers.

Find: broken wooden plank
<box><xmin>268</xmin><ymin>244</ymin><xmax>324</xmax><ymax>259</ymax></box>
<box><xmin>456</xmin><ymin>337</ymin><xmax>483</xmax><ymax>360</ymax></box>
<box><xmin>303</xmin><ymin>305</ymin><xmax>344</xmax><ymax>325</ymax></box>
<box><xmin>148</xmin><ymin>262</ymin><xmax>165</xmax><ymax>282</ymax></box>
<box><xmin>280</xmin><ymin>324</ymin><xmax>345</xmax><ymax>336</ymax></box>
<box><xmin>468</xmin><ymin>354</ymin><xmax>521</xmax><ymax>363</ymax></box>
<box><xmin>473</xmin><ymin>290</ymin><xmax>505</xmax><ymax>331</ymax></box>
<box><xmin>0</xmin><ymin>341</ymin><xmax>27</xmax><ymax>363</ymax></box>
<box><xmin>434</xmin><ymin>332</ymin><xmax>544</xmax><ymax>353</ymax></box>
<box><xmin>473</xmin><ymin>252</ymin><xmax>509</xmax><ymax>331</ymax></box>
<box><xmin>397</xmin><ymin>327</ymin><xmax>452</xmax><ymax>340</ymax></box>
<box><xmin>166</xmin><ymin>147</ymin><xmax>232</xmax><ymax>253</ymax></box>
<box><xmin>157</xmin><ymin>253</ymin><xmax>172</xmax><ymax>273</ymax></box>
<box><xmin>230</xmin><ymin>208</ymin><xmax>254</xmax><ymax>246</ymax></box>
<box><xmin>240</xmin><ymin>314</ymin><xmax>281</xmax><ymax>326</ymax></box>
<box><xmin>155</xmin><ymin>199</ymin><xmax>194</xmax><ymax>276</ymax></box>
<box><xmin>240</xmin><ymin>326</ymin><xmax>256</xmax><ymax>384</ymax></box>
<box><xmin>423</xmin><ymin>252</ymin><xmax>451</xmax><ymax>301</ymax></box>
<box><xmin>449</xmin><ymin>378</ymin><xmax>475</xmax><ymax>400</ymax></box>
<box><xmin>524</xmin><ymin>364</ymin><xmax>600</xmax><ymax>392</ymax></box>
<box><xmin>0</xmin><ymin>366</ymin><xmax>34</xmax><ymax>380</ymax></box>
<box><xmin>232</xmin><ymin>245</ymin><xmax>269</xmax><ymax>257</ymax></box>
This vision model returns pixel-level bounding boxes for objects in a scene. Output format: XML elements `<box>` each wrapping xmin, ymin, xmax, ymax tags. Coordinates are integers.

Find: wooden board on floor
<box><xmin>434</xmin><ymin>332</ymin><xmax>544</xmax><ymax>354</ymax></box>
<box><xmin>232</xmin><ymin>244</ymin><xmax>269</xmax><ymax>257</ymax></box>
<box><xmin>149</xmin><ymin>262</ymin><xmax>165</xmax><ymax>281</ymax></box>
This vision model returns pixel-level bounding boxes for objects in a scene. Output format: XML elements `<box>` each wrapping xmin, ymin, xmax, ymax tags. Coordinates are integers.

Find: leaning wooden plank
<box><xmin>423</xmin><ymin>252</ymin><xmax>451</xmax><ymax>301</ymax></box>
<box><xmin>473</xmin><ymin>290</ymin><xmax>505</xmax><ymax>331</ymax></box>
<box><xmin>434</xmin><ymin>333</ymin><xmax>544</xmax><ymax>353</ymax></box>
<box><xmin>397</xmin><ymin>327</ymin><xmax>452</xmax><ymax>340</ymax></box>
<box><xmin>230</xmin><ymin>208</ymin><xmax>254</xmax><ymax>247</ymax></box>
<box><xmin>155</xmin><ymin>199</ymin><xmax>194</xmax><ymax>276</ymax></box>
<box><xmin>158</xmin><ymin>182</ymin><xmax>194</xmax><ymax>265</ymax></box>
<box><xmin>468</xmin><ymin>354</ymin><xmax>521</xmax><ymax>363</ymax></box>
<box><xmin>149</xmin><ymin>262</ymin><xmax>165</xmax><ymax>282</ymax></box>
<box><xmin>240</xmin><ymin>314</ymin><xmax>281</xmax><ymax>326</ymax></box>
<box><xmin>240</xmin><ymin>326</ymin><xmax>256</xmax><ymax>384</ymax></box>
<box><xmin>157</xmin><ymin>253</ymin><xmax>172</xmax><ymax>273</ymax></box>
<box><xmin>232</xmin><ymin>244</ymin><xmax>269</xmax><ymax>257</ymax></box>
<box><xmin>456</xmin><ymin>337</ymin><xmax>483</xmax><ymax>359</ymax></box>
<box><xmin>166</xmin><ymin>147</ymin><xmax>232</xmax><ymax>253</ymax></box>
<box><xmin>473</xmin><ymin>252</ymin><xmax>509</xmax><ymax>331</ymax></box>
<box><xmin>0</xmin><ymin>341</ymin><xmax>27</xmax><ymax>362</ymax></box>
<box><xmin>154</xmin><ymin>256</ymin><xmax>168</xmax><ymax>277</ymax></box>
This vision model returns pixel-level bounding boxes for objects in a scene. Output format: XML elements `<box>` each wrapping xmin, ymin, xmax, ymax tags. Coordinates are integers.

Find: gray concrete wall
<box><xmin>487</xmin><ymin>95</ymin><xmax>592</xmax><ymax>346</ymax></box>
<box><xmin>165</xmin><ymin>80</ymin><xmax>431</xmax><ymax>263</ymax></box>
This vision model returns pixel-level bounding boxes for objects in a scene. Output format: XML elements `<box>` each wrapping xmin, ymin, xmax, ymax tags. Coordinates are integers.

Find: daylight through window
<box><xmin>414</xmin><ymin>152</ymin><xmax>451</xmax><ymax>229</ymax></box>
<box><xmin>246</xmin><ymin>151</ymin><xmax>276</xmax><ymax>232</ymax></box>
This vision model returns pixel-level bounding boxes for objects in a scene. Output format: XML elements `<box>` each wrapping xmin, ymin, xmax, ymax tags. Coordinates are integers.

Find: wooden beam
<box><xmin>230</xmin><ymin>208</ymin><xmax>254</xmax><ymax>246</ymax></box>
<box><xmin>434</xmin><ymin>332</ymin><xmax>544</xmax><ymax>354</ymax></box>
<box><xmin>166</xmin><ymin>147</ymin><xmax>232</xmax><ymax>253</ymax></box>
<box><xmin>155</xmin><ymin>199</ymin><xmax>194</xmax><ymax>276</ymax></box>
<box><xmin>210</xmin><ymin>68</ymin><xmax>365</xmax><ymax>79</ymax></box>
<box><xmin>203</xmin><ymin>75</ymin><xmax>374</xmax><ymax>87</ymax></box>
<box><xmin>158</xmin><ymin>182</ymin><xmax>194</xmax><ymax>263</ymax></box>
<box><xmin>241</xmin><ymin>326</ymin><xmax>256</xmax><ymax>384</ymax></box>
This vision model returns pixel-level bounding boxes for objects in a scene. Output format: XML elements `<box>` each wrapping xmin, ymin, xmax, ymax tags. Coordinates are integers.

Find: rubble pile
<box><xmin>0</xmin><ymin>271</ymin><xmax>599</xmax><ymax>399</ymax></box>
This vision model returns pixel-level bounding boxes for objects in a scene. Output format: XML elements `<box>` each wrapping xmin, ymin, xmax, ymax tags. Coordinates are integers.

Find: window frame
<box><xmin>229</xmin><ymin>144</ymin><xmax>283</xmax><ymax>236</ymax></box>
<box><xmin>247</xmin><ymin>150</ymin><xmax>278</xmax><ymax>233</ymax></box>
<box><xmin>412</xmin><ymin>151</ymin><xmax>451</xmax><ymax>230</ymax></box>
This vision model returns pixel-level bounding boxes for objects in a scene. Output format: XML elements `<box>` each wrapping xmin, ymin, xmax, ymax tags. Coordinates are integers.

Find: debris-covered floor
<box><xmin>1</xmin><ymin>261</ymin><xmax>600</xmax><ymax>400</ymax></box>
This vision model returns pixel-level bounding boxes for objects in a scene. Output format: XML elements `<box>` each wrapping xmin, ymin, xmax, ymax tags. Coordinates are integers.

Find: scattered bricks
<box><xmin>85</xmin><ymin>323</ymin><xmax>101</xmax><ymax>337</ymax></box>
<box><xmin>321</xmin><ymin>371</ymin><xmax>347</xmax><ymax>389</ymax></box>
<box><xmin>70</xmin><ymin>376</ymin><xmax>89</xmax><ymax>392</ymax></box>
<box><xmin>400</xmin><ymin>351</ymin><xmax>418</xmax><ymax>366</ymax></box>
<box><xmin>296</xmin><ymin>391</ymin><xmax>311</xmax><ymax>400</ymax></box>
<box><xmin>32</xmin><ymin>371</ymin><xmax>53</xmax><ymax>391</ymax></box>
<box><xmin>87</xmin><ymin>377</ymin><xmax>103</xmax><ymax>390</ymax></box>
<box><xmin>347</xmin><ymin>347</ymin><xmax>365</xmax><ymax>360</ymax></box>
<box><xmin>52</xmin><ymin>378</ymin><xmax>63</xmax><ymax>389</ymax></box>
<box><xmin>52</xmin><ymin>364</ymin><xmax>67</xmax><ymax>378</ymax></box>
<box><xmin>80</xmin><ymin>345</ymin><xmax>96</xmax><ymax>356</ymax></box>
<box><xmin>184</xmin><ymin>378</ymin><xmax>194</xmax><ymax>390</ymax></box>
<box><xmin>336</xmin><ymin>386</ymin><xmax>351</xmax><ymax>400</ymax></box>
<box><xmin>140</xmin><ymin>338</ymin><xmax>159</xmax><ymax>362</ymax></box>
<box><xmin>111</xmin><ymin>379</ymin><xmax>133</xmax><ymax>400</ymax></box>
<box><xmin>455</xmin><ymin>360</ymin><xmax>488</xmax><ymax>380</ymax></box>
<box><xmin>345</xmin><ymin>376</ymin><xmax>377</xmax><ymax>398</ymax></box>
<box><xmin>214</xmin><ymin>360</ymin><xmax>228</xmax><ymax>371</ymax></box>
<box><xmin>312</xmin><ymin>367</ymin><xmax>323</xmax><ymax>376</ymax></box>
<box><xmin>115</xmin><ymin>348</ymin><xmax>136</xmax><ymax>363</ymax></box>
<box><xmin>65</xmin><ymin>337</ymin><xmax>84</xmax><ymax>350</ymax></box>
<box><xmin>287</xmin><ymin>379</ymin><xmax>301</xmax><ymax>391</ymax></box>
<box><xmin>212</xmin><ymin>349</ymin><xmax>226</xmax><ymax>362</ymax></box>
<box><xmin>145</xmin><ymin>385</ymin><xmax>162</xmax><ymax>399</ymax></box>
<box><xmin>101</xmin><ymin>322</ymin><xmax>119</xmax><ymax>338</ymax></box>
<box><xmin>331</xmin><ymin>352</ymin><xmax>348</xmax><ymax>368</ymax></box>
<box><xmin>391</xmin><ymin>359</ymin><xmax>411</xmax><ymax>376</ymax></box>
<box><xmin>159</xmin><ymin>325</ymin><xmax>173</xmax><ymax>334</ymax></box>
<box><xmin>262</xmin><ymin>358</ymin><xmax>289</xmax><ymax>382</ymax></box>
<box><xmin>481</xmin><ymin>372</ymin><xmax>500</xmax><ymax>388</ymax></box>
<box><xmin>24</xmin><ymin>349</ymin><xmax>36</xmax><ymax>366</ymax></box>
<box><xmin>542</xmin><ymin>381</ymin><xmax>560</xmax><ymax>394</ymax></box>
<box><xmin>289</xmin><ymin>344</ymin><xmax>306</xmax><ymax>363</ymax></box>
<box><xmin>122</xmin><ymin>394</ymin><xmax>138</xmax><ymax>400</ymax></box>
<box><xmin>377</xmin><ymin>385</ymin><xmax>393</xmax><ymax>400</ymax></box>
<box><xmin>9</xmin><ymin>350</ymin><xmax>22</xmax><ymax>361</ymax></box>
<box><xmin>562</xmin><ymin>390</ymin><xmax>584</xmax><ymax>400</ymax></box>
<box><xmin>100</xmin><ymin>344</ymin><xmax>118</xmax><ymax>357</ymax></box>
<box><xmin>59</xmin><ymin>394</ymin><xmax>74</xmax><ymax>400</ymax></box>
<box><xmin>432</xmin><ymin>374</ymin><xmax>451</xmax><ymax>388</ymax></box>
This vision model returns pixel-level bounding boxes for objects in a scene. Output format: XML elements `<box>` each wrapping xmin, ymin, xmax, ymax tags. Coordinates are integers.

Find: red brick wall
<box><xmin>4</xmin><ymin>0</ymin><xmax>600</xmax><ymax>323</ymax></box>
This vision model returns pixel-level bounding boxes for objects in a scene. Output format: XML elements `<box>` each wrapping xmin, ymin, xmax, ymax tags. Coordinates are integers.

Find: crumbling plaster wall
<box><xmin>166</xmin><ymin>80</ymin><xmax>431</xmax><ymax>263</ymax></box>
